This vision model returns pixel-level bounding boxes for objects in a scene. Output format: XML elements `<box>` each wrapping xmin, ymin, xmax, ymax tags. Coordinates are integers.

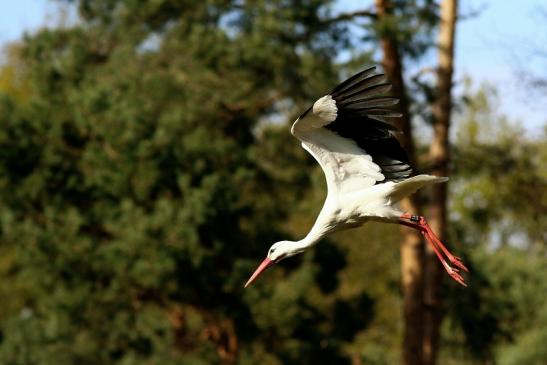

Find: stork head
<box><xmin>244</xmin><ymin>240</ymin><xmax>303</xmax><ymax>288</ymax></box>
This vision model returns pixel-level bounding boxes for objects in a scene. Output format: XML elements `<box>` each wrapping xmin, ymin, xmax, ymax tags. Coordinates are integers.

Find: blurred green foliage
<box><xmin>0</xmin><ymin>1</ymin><xmax>545</xmax><ymax>364</ymax></box>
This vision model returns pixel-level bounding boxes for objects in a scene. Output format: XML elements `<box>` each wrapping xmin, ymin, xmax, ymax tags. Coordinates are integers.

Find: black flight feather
<box><xmin>329</xmin><ymin>66</ymin><xmax>378</xmax><ymax>97</ymax></box>
<box><xmin>342</xmin><ymin>96</ymin><xmax>399</xmax><ymax>109</ymax></box>
<box><xmin>326</xmin><ymin>68</ymin><xmax>412</xmax><ymax>182</ymax></box>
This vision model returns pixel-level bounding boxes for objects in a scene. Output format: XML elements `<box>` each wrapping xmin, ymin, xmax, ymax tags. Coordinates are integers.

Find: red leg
<box><xmin>422</xmin><ymin>229</ymin><xmax>467</xmax><ymax>286</ymax></box>
<box><xmin>399</xmin><ymin>214</ymin><xmax>468</xmax><ymax>286</ymax></box>
<box><xmin>416</xmin><ymin>217</ymin><xmax>468</xmax><ymax>272</ymax></box>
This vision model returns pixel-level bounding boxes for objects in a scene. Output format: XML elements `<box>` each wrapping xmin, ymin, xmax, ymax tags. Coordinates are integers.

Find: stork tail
<box><xmin>389</xmin><ymin>175</ymin><xmax>448</xmax><ymax>203</ymax></box>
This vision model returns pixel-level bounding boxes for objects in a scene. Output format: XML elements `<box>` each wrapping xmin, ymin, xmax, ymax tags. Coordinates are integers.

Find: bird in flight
<box><xmin>245</xmin><ymin>67</ymin><xmax>468</xmax><ymax>288</ymax></box>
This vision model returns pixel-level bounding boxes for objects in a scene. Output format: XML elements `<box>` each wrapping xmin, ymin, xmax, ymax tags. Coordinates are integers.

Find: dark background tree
<box><xmin>424</xmin><ymin>1</ymin><xmax>457</xmax><ymax>364</ymax></box>
<box><xmin>0</xmin><ymin>1</ymin><xmax>545</xmax><ymax>364</ymax></box>
<box><xmin>373</xmin><ymin>1</ymin><xmax>427</xmax><ymax>364</ymax></box>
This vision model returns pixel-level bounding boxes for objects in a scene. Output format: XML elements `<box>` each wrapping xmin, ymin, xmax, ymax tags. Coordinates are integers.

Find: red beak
<box><xmin>244</xmin><ymin>257</ymin><xmax>274</xmax><ymax>288</ymax></box>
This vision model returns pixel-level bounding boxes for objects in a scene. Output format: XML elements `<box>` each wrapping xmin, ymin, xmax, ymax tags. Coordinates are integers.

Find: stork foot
<box><xmin>420</xmin><ymin>230</ymin><xmax>468</xmax><ymax>287</ymax></box>
<box><xmin>448</xmin><ymin>255</ymin><xmax>469</xmax><ymax>273</ymax></box>
<box><xmin>445</xmin><ymin>265</ymin><xmax>467</xmax><ymax>287</ymax></box>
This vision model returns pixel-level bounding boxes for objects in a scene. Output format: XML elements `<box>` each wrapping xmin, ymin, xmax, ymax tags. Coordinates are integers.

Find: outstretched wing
<box><xmin>291</xmin><ymin>67</ymin><xmax>412</xmax><ymax>195</ymax></box>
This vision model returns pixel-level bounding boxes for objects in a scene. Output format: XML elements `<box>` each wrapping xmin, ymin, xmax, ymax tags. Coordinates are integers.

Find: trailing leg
<box><xmin>399</xmin><ymin>214</ymin><xmax>468</xmax><ymax>286</ymax></box>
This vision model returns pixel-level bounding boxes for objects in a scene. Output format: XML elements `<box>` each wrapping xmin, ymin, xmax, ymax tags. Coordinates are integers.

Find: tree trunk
<box><xmin>423</xmin><ymin>1</ymin><xmax>458</xmax><ymax>365</ymax></box>
<box><xmin>374</xmin><ymin>1</ymin><xmax>425</xmax><ymax>364</ymax></box>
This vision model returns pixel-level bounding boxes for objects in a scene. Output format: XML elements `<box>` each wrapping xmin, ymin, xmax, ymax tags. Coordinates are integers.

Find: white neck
<box><xmin>288</xmin><ymin>200</ymin><xmax>335</xmax><ymax>254</ymax></box>
<box><xmin>293</xmin><ymin>222</ymin><xmax>330</xmax><ymax>252</ymax></box>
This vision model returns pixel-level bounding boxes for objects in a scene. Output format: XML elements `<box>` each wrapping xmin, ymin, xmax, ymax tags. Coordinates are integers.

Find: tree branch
<box><xmin>322</xmin><ymin>9</ymin><xmax>377</xmax><ymax>24</ymax></box>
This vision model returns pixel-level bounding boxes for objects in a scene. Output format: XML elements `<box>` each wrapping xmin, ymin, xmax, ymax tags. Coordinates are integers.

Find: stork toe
<box><xmin>447</xmin><ymin>268</ymin><xmax>467</xmax><ymax>287</ymax></box>
<box><xmin>450</xmin><ymin>256</ymin><xmax>469</xmax><ymax>273</ymax></box>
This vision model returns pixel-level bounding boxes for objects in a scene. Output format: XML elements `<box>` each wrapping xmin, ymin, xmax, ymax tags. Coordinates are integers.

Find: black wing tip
<box><xmin>342</xmin><ymin>96</ymin><xmax>400</xmax><ymax>109</ymax></box>
<box><xmin>353</xmin><ymin>66</ymin><xmax>377</xmax><ymax>78</ymax></box>
<box><xmin>330</xmin><ymin>66</ymin><xmax>381</xmax><ymax>96</ymax></box>
<box><xmin>299</xmin><ymin>66</ymin><xmax>395</xmax><ymax>121</ymax></box>
<box><xmin>337</xmin><ymin>85</ymin><xmax>394</xmax><ymax>106</ymax></box>
<box><xmin>330</xmin><ymin>67</ymin><xmax>403</xmax><ymax>126</ymax></box>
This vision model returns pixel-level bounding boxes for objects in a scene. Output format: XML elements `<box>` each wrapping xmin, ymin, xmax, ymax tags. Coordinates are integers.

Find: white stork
<box><xmin>245</xmin><ymin>66</ymin><xmax>468</xmax><ymax>288</ymax></box>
